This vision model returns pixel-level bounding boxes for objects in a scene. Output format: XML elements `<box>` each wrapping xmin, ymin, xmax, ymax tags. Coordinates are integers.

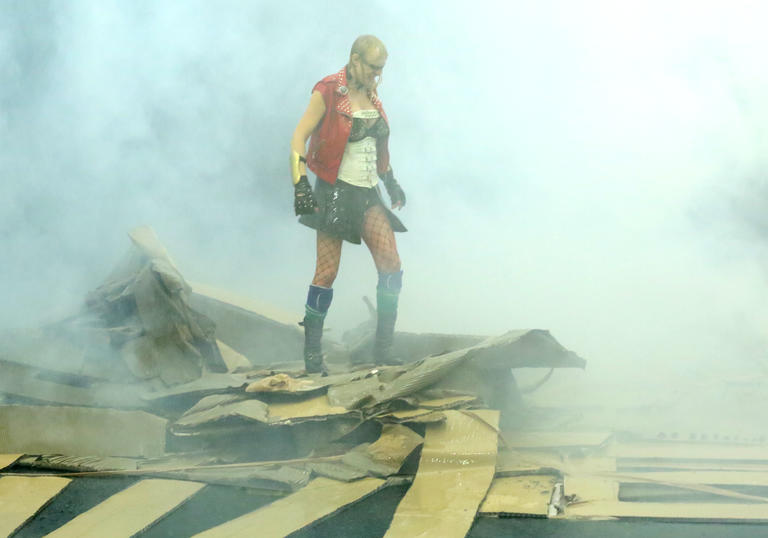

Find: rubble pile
<box><xmin>0</xmin><ymin>226</ymin><xmax>643</xmax><ymax>537</ymax></box>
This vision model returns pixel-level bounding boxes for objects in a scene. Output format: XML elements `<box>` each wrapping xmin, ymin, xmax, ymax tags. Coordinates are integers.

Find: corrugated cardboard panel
<box><xmin>479</xmin><ymin>475</ymin><xmax>557</xmax><ymax>516</ymax></box>
<box><xmin>0</xmin><ymin>405</ymin><xmax>167</xmax><ymax>458</ymax></box>
<box><xmin>565</xmin><ymin>500</ymin><xmax>768</xmax><ymax>521</ymax></box>
<box><xmin>193</xmin><ymin>477</ymin><xmax>385</xmax><ymax>537</ymax></box>
<box><xmin>268</xmin><ymin>394</ymin><xmax>352</xmax><ymax>422</ymax></box>
<box><xmin>47</xmin><ymin>479</ymin><xmax>204</xmax><ymax>537</ymax></box>
<box><xmin>506</xmin><ymin>432</ymin><xmax>612</xmax><ymax>449</ymax></box>
<box><xmin>0</xmin><ymin>476</ymin><xmax>70</xmax><ymax>536</ymax></box>
<box><xmin>606</xmin><ymin>441</ymin><xmax>768</xmax><ymax>461</ymax></box>
<box><xmin>618</xmin><ymin>471</ymin><xmax>768</xmax><ymax>486</ymax></box>
<box><xmin>384</xmin><ymin>409</ymin><xmax>499</xmax><ymax>538</ymax></box>
<box><xmin>565</xmin><ymin>475</ymin><xmax>619</xmax><ymax>502</ymax></box>
<box><xmin>342</xmin><ymin>424</ymin><xmax>424</xmax><ymax>477</ymax></box>
<box><xmin>497</xmin><ymin>450</ymin><xmax>616</xmax><ymax>475</ymax></box>
<box><xmin>618</xmin><ymin>460</ymin><xmax>768</xmax><ymax>472</ymax></box>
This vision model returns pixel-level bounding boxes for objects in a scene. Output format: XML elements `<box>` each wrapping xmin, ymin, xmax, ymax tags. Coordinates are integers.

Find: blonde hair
<box><xmin>350</xmin><ymin>35</ymin><xmax>387</xmax><ymax>61</ymax></box>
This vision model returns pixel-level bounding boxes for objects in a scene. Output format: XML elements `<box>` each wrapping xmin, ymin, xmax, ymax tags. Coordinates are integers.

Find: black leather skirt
<box><xmin>298</xmin><ymin>178</ymin><xmax>407</xmax><ymax>244</ymax></box>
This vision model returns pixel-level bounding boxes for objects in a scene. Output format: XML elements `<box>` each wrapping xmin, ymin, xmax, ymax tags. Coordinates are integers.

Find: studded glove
<box><xmin>294</xmin><ymin>176</ymin><xmax>317</xmax><ymax>215</ymax></box>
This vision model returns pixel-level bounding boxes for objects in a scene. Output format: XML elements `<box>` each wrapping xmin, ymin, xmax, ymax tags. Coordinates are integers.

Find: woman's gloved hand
<box><xmin>381</xmin><ymin>168</ymin><xmax>406</xmax><ymax>210</ymax></box>
<box><xmin>294</xmin><ymin>176</ymin><xmax>317</xmax><ymax>215</ymax></box>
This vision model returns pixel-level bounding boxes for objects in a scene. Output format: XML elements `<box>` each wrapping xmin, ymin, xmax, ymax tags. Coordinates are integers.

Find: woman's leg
<box><xmin>362</xmin><ymin>205</ymin><xmax>402</xmax><ymax>364</ymax></box>
<box><xmin>303</xmin><ymin>231</ymin><xmax>343</xmax><ymax>374</ymax></box>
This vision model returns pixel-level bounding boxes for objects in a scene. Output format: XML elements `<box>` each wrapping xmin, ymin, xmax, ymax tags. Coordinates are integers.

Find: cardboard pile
<box><xmin>0</xmin><ymin>226</ymin><xmax>591</xmax><ymax>536</ymax></box>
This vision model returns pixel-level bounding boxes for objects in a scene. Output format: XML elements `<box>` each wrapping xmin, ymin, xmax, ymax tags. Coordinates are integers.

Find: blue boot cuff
<box><xmin>377</xmin><ymin>270</ymin><xmax>403</xmax><ymax>291</ymax></box>
<box><xmin>307</xmin><ymin>285</ymin><xmax>333</xmax><ymax>313</ymax></box>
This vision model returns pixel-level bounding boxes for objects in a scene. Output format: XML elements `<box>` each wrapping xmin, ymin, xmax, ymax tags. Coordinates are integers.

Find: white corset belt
<box><xmin>337</xmin><ymin>110</ymin><xmax>380</xmax><ymax>188</ymax></box>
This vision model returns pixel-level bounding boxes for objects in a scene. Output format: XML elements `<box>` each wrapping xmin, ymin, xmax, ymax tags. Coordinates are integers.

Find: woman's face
<box><xmin>351</xmin><ymin>48</ymin><xmax>387</xmax><ymax>91</ymax></box>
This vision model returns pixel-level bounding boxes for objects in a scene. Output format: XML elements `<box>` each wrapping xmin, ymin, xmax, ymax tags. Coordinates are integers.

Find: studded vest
<box><xmin>306</xmin><ymin>67</ymin><xmax>391</xmax><ymax>185</ymax></box>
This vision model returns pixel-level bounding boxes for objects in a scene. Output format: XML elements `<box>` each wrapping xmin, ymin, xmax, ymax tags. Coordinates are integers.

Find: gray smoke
<box><xmin>2</xmin><ymin>0</ymin><xmax>768</xmax><ymax>388</ymax></box>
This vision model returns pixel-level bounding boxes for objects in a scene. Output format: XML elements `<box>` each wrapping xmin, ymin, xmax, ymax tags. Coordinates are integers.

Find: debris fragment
<box><xmin>384</xmin><ymin>410</ymin><xmax>500</xmax><ymax>538</ymax></box>
<box><xmin>0</xmin><ymin>476</ymin><xmax>71</xmax><ymax>536</ymax></box>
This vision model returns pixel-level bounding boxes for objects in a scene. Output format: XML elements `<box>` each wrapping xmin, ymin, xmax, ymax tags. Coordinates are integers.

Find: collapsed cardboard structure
<box><xmin>3</xmin><ymin>227</ymin><xmax>768</xmax><ymax>536</ymax></box>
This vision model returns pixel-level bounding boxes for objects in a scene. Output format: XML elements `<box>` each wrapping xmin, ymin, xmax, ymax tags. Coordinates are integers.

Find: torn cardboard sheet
<box><xmin>0</xmin><ymin>453</ymin><xmax>23</xmax><ymax>470</ymax></box>
<box><xmin>329</xmin><ymin>330</ymin><xmax>584</xmax><ymax>411</ymax></box>
<box><xmin>496</xmin><ymin>449</ymin><xmax>616</xmax><ymax>476</ymax></box>
<box><xmin>564</xmin><ymin>500</ymin><xmax>768</xmax><ymax>521</ymax></box>
<box><xmin>188</xmin><ymin>281</ymin><xmax>304</xmax><ymax>366</ymax></box>
<box><xmin>505</xmin><ymin>432</ymin><xmax>613</xmax><ymax>449</ymax></box>
<box><xmin>379</xmin><ymin>409</ymin><xmax>447</xmax><ymax>424</ymax></box>
<box><xmin>604</xmin><ymin>440</ymin><xmax>768</xmax><ymax>461</ymax></box>
<box><xmin>0</xmin><ymin>328</ymin><xmax>114</xmax><ymax>381</ymax></box>
<box><xmin>141</xmin><ymin>373</ymin><xmax>249</xmax><ymax>402</ymax></box>
<box><xmin>342</xmin><ymin>424</ymin><xmax>424</xmax><ymax>477</ymax></box>
<box><xmin>385</xmin><ymin>409</ymin><xmax>500</xmax><ymax>538</ymax></box>
<box><xmin>0</xmin><ymin>476</ymin><xmax>71</xmax><ymax>537</ymax></box>
<box><xmin>479</xmin><ymin>475</ymin><xmax>559</xmax><ymax>517</ymax></box>
<box><xmin>46</xmin><ymin>479</ymin><xmax>204</xmax><ymax>538</ymax></box>
<box><xmin>244</xmin><ymin>370</ymin><xmax>366</xmax><ymax>394</ymax></box>
<box><xmin>155</xmin><ymin>465</ymin><xmax>310</xmax><ymax>491</ymax></box>
<box><xmin>16</xmin><ymin>454</ymin><xmax>140</xmax><ymax>473</ymax></box>
<box><xmin>0</xmin><ymin>405</ymin><xmax>167</xmax><ymax>458</ymax></box>
<box><xmin>174</xmin><ymin>393</ymin><xmax>359</xmax><ymax>432</ymax></box>
<box><xmin>86</xmin><ymin>226</ymin><xmax>226</xmax><ymax>386</ymax></box>
<box><xmin>0</xmin><ymin>360</ymin><xmax>146</xmax><ymax>409</ymax></box>
<box><xmin>217</xmin><ymin>341</ymin><xmax>251</xmax><ymax>372</ymax></box>
<box><xmin>193</xmin><ymin>477</ymin><xmax>385</xmax><ymax>537</ymax></box>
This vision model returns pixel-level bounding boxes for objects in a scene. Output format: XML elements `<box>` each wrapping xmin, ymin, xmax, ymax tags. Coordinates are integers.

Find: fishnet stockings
<box><xmin>362</xmin><ymin>205</ymin><xmax>401</xmax><ymax>273</ymax></box>
<box><xmin>312</xmin><ymin>231</ymin><xmax>342</xmax><ymax>287</ymax></box>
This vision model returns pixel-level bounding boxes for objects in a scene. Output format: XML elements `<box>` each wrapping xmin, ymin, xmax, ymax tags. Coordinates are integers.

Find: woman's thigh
<box><xmin>361</xmin><ymin>205</ymin><xmax>400</xmax><ymax>273</ymax></box>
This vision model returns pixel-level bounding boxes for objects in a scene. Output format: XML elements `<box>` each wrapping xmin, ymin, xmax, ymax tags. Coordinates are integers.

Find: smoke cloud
<box><xmin>3</xmin><ymin>1</ymin><xmax>768</xmax><ymax>400</ymax></box>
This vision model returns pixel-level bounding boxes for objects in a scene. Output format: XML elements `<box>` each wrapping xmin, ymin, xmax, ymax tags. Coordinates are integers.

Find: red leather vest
<box><xmin>306</xmin><ymin>67</ymin><xmax>390</xmax><ymax>185</ymax></box>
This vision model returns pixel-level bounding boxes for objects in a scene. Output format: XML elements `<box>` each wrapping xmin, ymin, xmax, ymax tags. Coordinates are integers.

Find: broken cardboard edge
<box><xmin>0</xmin><ymin>453</ymin><xmax>24</xmax><ymax>471</ymax></box>
<box><xmin>170</xmin><ymin>413</ymin><xmax>364</xmax><ymax>436</ymax></box>
<box><xmin>189</xmin><ymin>281</ymin><xmax>301</xmax><ymax>328</ymax></box>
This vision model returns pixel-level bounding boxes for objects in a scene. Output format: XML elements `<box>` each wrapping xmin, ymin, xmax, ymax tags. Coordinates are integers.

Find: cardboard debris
<box><xmin>189</xmin><ymin>281</ymin><xmax>304</xmax><ymax>365</ymax></box>
<box><xmin>141</xmin><ymin>373</ymin><xmax>249</xmax><ymax>402</ymax></box>
<box><xmin>385</xmin><ymin>410</ymin><xmax>500</xmax><ymax>538</ymax></box>
<box><xmin>564</xmin><ymin>501</ymin><xmax>768</xmax><ymax>521</ymax></box>
<box><xmin>85</xmin><ymin>226</ymin><xmax>226</xmax><ymax>387</ymax></box>
<box><xmin>154</xmin><ymin>464</ymin><xmax>311</xmax><ymax>491</ymax></box>
<box><xmin>173</xmin><ymin>393</ymin><xmax>359</xmax><ymax>433</ymax></box>
<box><xmin>342</xmin><ymin>424</ymin><xmax>424</xmax><ymax>477</ymax></box>
<box><xmin>0</xmin><ymin>328</ymin><xmax>117</xmax><ymax>381</ymax></box>
<box><xmin>328</xmin><ymin>330</ymin><xmax>583</xmax><ymax>411</ymax></box>
<box><xmin>0</xmin><ymin>476</ymin><xmax>71</xmax><ymax>536</ymax></box>
<box><xmin>17</xmin><ymin>454</ymin><xmax>140</xmax><ymax>473</ymax></box>
<box><xmin>0</xmin><ymin>360</ymin><xmax>147</xmax><ymax>409</ymax></box>
<box><xmin>193</xmin><ymin>477</ymin><xmax>385</xmax><ymax>537</ymax></box>
<box><xmin>479</xmin><ymin>475</ymin><xmax>559</xmax><ymax>517</ymax></box>
<box><xmin>0</xmin><ymin>453</ymin><xmax>23</xmax><ymax>470</ymax></box>
<box><xmin>46</xmin><ymin>479</ymin><xmax>204</xmax><ymax>537</ymax></box>
<box><xmin>379</xmin><ymin>409</ymin><xmax>447</xmax><ymax>424</ymax></box>
<box><xmin>217</xmin><ymin>340</ymin><xmax>251</xmax><ymax>372</ymax></box>
<box><xmin>0</xmin><ymin>405</ymin><xmax>167</xmax><ymax>458</ymax></box>
<box><xmin>0</xmin><ymin>226</ymin><xmax>601</xmax><ymax>535</ymax></box>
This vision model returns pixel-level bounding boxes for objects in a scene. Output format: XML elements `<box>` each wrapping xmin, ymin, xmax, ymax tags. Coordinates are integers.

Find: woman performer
<box><xmin>289</xmin><ymin>35</ymin><xmax>407</xmax><ymax>374</ymax></box>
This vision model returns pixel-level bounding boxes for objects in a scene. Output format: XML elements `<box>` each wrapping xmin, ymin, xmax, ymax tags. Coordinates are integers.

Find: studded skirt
<box><xmin>298</xmin><ymin>178</ymin><xmax>407</xmax><ymax>244</ymax></box>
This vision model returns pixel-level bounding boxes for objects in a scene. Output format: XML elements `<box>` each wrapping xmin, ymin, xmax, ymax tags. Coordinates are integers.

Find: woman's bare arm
<box><xmin>290</xmin><ymin>91</ymin><xmax>326</xmax><ymax>178</ymax></box>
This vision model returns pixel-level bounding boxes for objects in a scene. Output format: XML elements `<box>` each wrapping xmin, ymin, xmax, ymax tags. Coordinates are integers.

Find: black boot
<box><xmin>302</xmin><ymin>285</ymin><xmax>333</xmax><ymax>375</ymax></box>
<box><xmin>373</xmin><ymin>271</ymin><xmax>403</xmax><ymax>366</ymax></box>
<box><xmin>302</xmin><ymin>309</ymin><xmax>328</xmax><ymax>375</ymax></box>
